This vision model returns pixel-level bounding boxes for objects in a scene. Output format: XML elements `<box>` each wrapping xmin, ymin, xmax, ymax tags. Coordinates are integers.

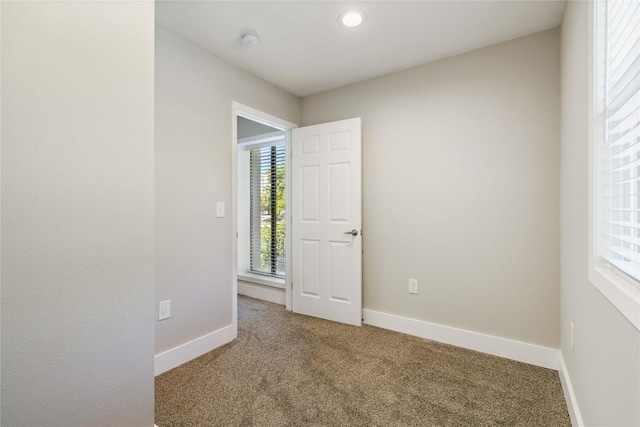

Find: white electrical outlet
<box><xmin>408</xmin><ymin>279</ymin><xmax>418</xmax><ymax>294</ymax></box>
<box><xmin>159</xmin><ymin>300</ymin><xmax>171</xmax><ymax>320</ymax></box>
<box><xmin>570</xmin><ymin>322</ymin><xmax>574</xmax><ymax>351</ymax></box>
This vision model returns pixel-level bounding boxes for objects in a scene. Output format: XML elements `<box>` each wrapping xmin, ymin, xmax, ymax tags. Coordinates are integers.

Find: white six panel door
<box><xmin>291</xmin><ymin>118</ymin><xmax>362</xmax><ymax>326</ymax></box>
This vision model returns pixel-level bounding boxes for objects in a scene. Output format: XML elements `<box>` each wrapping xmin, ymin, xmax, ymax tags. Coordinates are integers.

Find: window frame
<box><xmin>588</xmin><ymin>0</ymin><xmax>640</xmax><ymax>331</ymax></box>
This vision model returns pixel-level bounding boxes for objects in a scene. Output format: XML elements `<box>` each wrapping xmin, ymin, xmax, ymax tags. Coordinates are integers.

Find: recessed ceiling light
<box><xmin>339</xmin><ymin>11</ymin><xmax>365</xmax><ymax>28</ymax></box>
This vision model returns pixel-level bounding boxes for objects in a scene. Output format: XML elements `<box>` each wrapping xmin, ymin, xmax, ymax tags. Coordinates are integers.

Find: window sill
<box><xmin>238</xmin><ymin>273</ymin><xmax>285</xmax><ymax>289</ymax></box>
<box><xmin>589</xmin><ymin>265</ymin><xmax>640</xmax><ymax>331</ymax></box>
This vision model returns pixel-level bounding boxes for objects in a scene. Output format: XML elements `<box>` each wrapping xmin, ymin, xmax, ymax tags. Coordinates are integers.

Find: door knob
<box><xmin>344</xmin><ymin>229</ymin><xmax>358</xmax><ymax>237</ymax></box>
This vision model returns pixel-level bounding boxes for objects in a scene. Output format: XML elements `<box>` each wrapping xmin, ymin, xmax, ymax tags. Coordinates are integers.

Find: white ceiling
<box><xmin>156</xmin><ymin>1</ymin><xmax>566</xmax><ymax>97</ymax></box>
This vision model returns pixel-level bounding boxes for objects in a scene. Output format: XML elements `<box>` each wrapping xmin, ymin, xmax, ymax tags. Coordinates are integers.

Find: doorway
<box><xmin>232</xmin><ymin>102</ymin><xmax>364</xmax><ymax>330</ymax></box>
<box><xmin>232</xmin><ymin>102</ymin><xmax>297</xmax><ymax>332</ymax></box>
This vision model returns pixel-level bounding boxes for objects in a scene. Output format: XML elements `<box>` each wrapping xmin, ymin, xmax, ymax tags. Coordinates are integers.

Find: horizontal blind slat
<box><xmin>610</xmin><ymin>4</ymin><xmax>638</xmax><ymax>55</ymax></box>
<box><xmin>609</xmin><ymin>233</ymin><xmax>640</xmax><ymax>246</ymax></box>
<box><xmin>604</xmin><ymin>135</ymin><xmax>639</xmax><ymax>159</ymax></box>
<box><xmin>610</xmin><ymin>34</ymin><xmax>640</xmax><ymax>82</ymax></box>
<box><xmin>603</xmin><ymin>245</ymin><xmax>640</xmax><ymax>263</ymax></box>
<box><xmin>603</xmin><ymin>156</ymin><xmax>640</xmax><ymax>173</ymax></box>
<box><xmin>604</xmin><ymin>220</ymin><xmax>640</xmax><ymax>230</ymax></box>
<box><xmin>602</xmin><ymin>174</ymin><xmax>640</xmax><ymax>185</ymax></box>
<box><xmin>609</xmin><ymin>54</ymin><xmax>640</xmax><ymax>100</ymax></box>
<box><xmin>608</xmin><ymin>100</ymin><xmax>639</xmax><ymax>134</ymax></box>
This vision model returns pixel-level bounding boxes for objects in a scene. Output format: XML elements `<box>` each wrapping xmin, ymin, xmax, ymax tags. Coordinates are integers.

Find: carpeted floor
<box><xmin>155</xmin><ymin>296</ymin><xmax>570</xmax><ymax>426</ymax></box>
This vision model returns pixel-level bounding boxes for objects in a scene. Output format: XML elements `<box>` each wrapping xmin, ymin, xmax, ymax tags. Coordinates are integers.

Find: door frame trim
<box><xmin>231</xmin><ymin>102</ymin><xmax>297</xmax><ymax>331</ymax></box>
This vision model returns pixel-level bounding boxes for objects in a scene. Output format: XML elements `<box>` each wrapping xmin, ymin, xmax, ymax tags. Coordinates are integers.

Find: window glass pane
<box><xmin>249</xmin><ymin>144</ymin><xmax>285</xmax><ymax>277</ymax></box>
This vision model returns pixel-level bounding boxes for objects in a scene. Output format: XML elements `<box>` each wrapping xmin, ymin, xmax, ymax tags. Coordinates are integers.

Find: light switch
<box><xmin>216</xmin><ymin>202</ymin><xmax>225</xmax><ymax>218</ymax></box>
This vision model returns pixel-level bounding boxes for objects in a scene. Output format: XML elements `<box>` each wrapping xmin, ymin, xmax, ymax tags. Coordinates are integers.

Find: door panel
<box><xmin>300</xmin><ymin>239</ymin><xmax>320</xmax><ymax>297</ymax></box>
<box><xmin>329</xmin><ymin>163</ymin><xmax>350</xmax><ymax>221</ymax></box>
<box><xmin>300</xmin><ymin>166</ymin><xmax>320</xmax><ymax>221</ymax></box>
<box><xmin>291</xmin><ymin>118</ymin><xmax>362</xmax><ymax>326</ymax></box>
<box><xmin>329</xmin><ymin>241</ymin><xmax>350</xmax><ymax>301</ymax></box>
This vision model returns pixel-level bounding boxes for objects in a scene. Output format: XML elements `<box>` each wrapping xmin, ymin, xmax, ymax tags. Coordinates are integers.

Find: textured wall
<box><xmin>1</xmin><ymin>2</ymin><xmax>155</xmax><ymax>425</ymax></box>
<box><xmin>303</xmin><ymin>29</ymin><xmax>561</xmax><ymax>348</ymax></box>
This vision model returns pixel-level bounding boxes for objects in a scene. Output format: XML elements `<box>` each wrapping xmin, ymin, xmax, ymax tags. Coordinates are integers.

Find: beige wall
<box><xmin>560</xmin><ymin>3</ymin><xmax>640</xmax><ymax>426</ymax></box>
<box><xmin>1</xmin><ymin>2</ymin><xmax>155</xmax><ymax>425</ymax></box>
<box><xmin>303</xmin><ymin>29</ymin><xmax>561</xmax><ymax>348</ymax></box>
<box><xmin>155</xmin><ymin>27</ymin><xmax>301</xmax><ymax>354</ymax></box>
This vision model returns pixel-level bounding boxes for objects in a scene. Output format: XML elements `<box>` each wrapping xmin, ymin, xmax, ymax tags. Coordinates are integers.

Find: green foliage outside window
<box><xmin>250</xmin><ymin>144</ymin><xmax>285</xmax><ymax>277</ymax></box>
<box><xmin>259</xmin><ymin>163</ymin><xmax>286</xmax><ymax>275</ymax></box>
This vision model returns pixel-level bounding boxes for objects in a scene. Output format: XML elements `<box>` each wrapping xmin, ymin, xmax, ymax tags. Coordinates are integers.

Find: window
<box><xmin>591</xmin><ymin>0</ymin><xmax>640</xmax><ymax>330</ymax></box>
<box><xmin>248</xmin><ymin>144</ymin><xmax>286</xmax><ymax>277</ymax></box>
<box><xmin>595</xmin><ymin>0</ymin><xmax>640</xmax><ymax>281</ymax></box>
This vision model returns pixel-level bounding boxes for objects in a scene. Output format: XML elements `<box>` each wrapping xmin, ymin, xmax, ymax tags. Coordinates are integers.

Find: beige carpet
<box><xmin>155</xmin><ymin>296</ymin><xmax>570</xmax><ymax>426</ymax></box>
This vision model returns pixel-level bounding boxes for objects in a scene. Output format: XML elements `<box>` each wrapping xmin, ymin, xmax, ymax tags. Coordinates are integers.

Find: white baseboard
<box><xmin>558</xmin><ymin>351</ymin><xmax>584</xmax><ymax>427</ymax></box>
<box><xmin>362</xmin><ymin>309</ymin><xmax>559</xmax><ymax>370</ymax></box>
<box><xmin>238</xmin><ymin>280</ymin><xmax>285</xmax><ymax>305</ymax></box>
<box><xmin>154</xmin><ymin>324</ymin><xmax>236</xmax><ymax>376</ymax></box>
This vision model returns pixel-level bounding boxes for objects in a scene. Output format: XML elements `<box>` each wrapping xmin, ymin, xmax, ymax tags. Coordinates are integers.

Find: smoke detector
<box><xmin>240</xmin><ymin>33</ymin><xmax>260</xmax><ymax>48</ymax></box>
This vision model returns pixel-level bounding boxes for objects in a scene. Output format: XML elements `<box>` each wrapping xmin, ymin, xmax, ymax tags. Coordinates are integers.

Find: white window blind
<box><xmin>248</xmin><ymin>143</ymin><xmax>286</xmax><ymax>277</ymax></box>
<box><xmin>596</xmin><ymin>0</ymin><xmax>640</xmax><ymax>282</ymax></box>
